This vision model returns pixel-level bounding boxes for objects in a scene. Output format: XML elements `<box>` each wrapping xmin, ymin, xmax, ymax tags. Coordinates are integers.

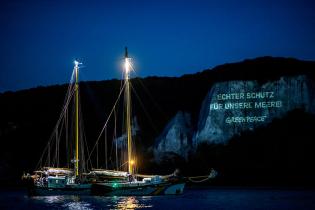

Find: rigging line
<box><xmin>36</xmin><ymin>86</ymin><xmax>75</xmax><ymax>169</ymax></box>
<box><xmin>47</xmin><ymin>142</ymin><xmax>50</xmax><ymax>166</ymax></box>
<box><xmin>78</xmin><ymin>101</ymin><xmax>94</xmax><ymax>171</ymax></box>
<box><xmin>53</xmin><ymin>70</ymin><xmax>77</xmax><ymax>132</ymax></box>
<box><xmin>80</xmin><ymin>123</ymin><xmax>87</xmax><ymax>173</ymax></box>
<box><xmin>142</xmin><ymin>80</ymin><xmax>167</xmax><ymax>120</ymax></box>
<box><xmin>52</xmin><ymin>84</ymin><xmax>76</xmax><ymax>136</ymax></box>
<box><xmin>109</xmin><ymin>123</ymin><xmax>114</xmax><ymax>158</ymax></box>
<box><xmin>63</xmin><ymin>70</ymin><xmax>75</xmax><ymax>106</ymax></box>
<box><xmin>129</xmin><ymin>83</ymin><xmax>159</xmax><ymax>134</ymax></box>
<box><xmin>82</xmin><ymin>119</ymin><xmax>93</xmax><ymax>170</ymax></box>
<box><xmin>65</xmin><ymin>107</ymin><xmax>69</xmax><ymax>168</ymax></box>
<box><xmin>132</xmin><ymin>74</ymin><xmax>168</xmax><ymax>122</ymax></box>
<box><xmin>87</xmin><ymin>80</ymin><xmax>127</xmax><ymax>163</ymax></box>
<box><xmin>36</xmin><ymin>70</ymin><xmax>76</xmax><ymax>169</ymax></box>
<box><xmin>96</xmin><ymin>140</ymin><xmax>99</xmax><ymax>168</ymax></box>
<box><xmin>78</xmin><ymin>96</ymin><xmax>86</xmax><ymax>172</ymax></box>
<box><xmin>35</xmin><ymin>83</ymin><xmax>76</xmax><ymax>170</ymax></box>
<box><xmin>54</xmin><ymin>117</ymin><xmax>64</xmax><ymax>167</ymax></box>
<box><xmin>128</xmin><ymin>70</ymin><xmax>168</xmax><ymax>148</ymax></box>
<box><xmin>64</xmin><ymin>71</ymin><xmax>74</xmax><ymax>168</ymax></box>
<box><xmin>114</xmin><ymin>108</ymin><xmax>118</xmax><ymax>170</ymax></box>
<box><xmin>108</xmin><ymin>111</ymin><xmax>116</xmax><ymax>168</ymax></box>
<box><xmin>187</xmin><ymin>177</ymin><xmax>213</xmax><ymax>183</ymax></box>
<box><xmin>105</xmin><ymin>127</ymin><xmax>108</xmax><ymax>169</ymax></box>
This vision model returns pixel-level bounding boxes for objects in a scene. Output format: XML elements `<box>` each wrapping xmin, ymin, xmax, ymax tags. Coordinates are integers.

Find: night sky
<box><xmin>1</xmin><ymin>0</ymin><xmax>315</xmax><ymax>92</ymax></box>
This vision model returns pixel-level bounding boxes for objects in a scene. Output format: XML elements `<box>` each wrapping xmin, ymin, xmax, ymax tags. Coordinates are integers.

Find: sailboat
<box><xmin>23</xmin><ymin>60</ymin><xmax>92</xmax><ymax>196</ymax></box>
<box><xmin>90</xmin><ymin>48</ymin><xmax>185</xmax><ymax>196</ymax></box>
<box><xmin>23</xmin><ymin>49</ymin><xmax>185</xmax><ymax>196</ymax></box>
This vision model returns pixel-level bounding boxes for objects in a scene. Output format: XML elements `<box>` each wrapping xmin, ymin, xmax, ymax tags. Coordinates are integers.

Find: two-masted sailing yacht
<box><xmin>23</xmin><ymin>48</ymin><xmax>185</xmax><ymax>196</ymax></box>
<box><xmin>24</xmin><ymin>60</ymin><xmax>92</xmax><ymax>195</ymax></box>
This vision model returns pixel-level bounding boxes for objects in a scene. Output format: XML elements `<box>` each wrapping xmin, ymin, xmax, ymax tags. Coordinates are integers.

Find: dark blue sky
<box><xmin>1</xmin><ymin>0</ymin><xmax>315</xmax><ymax>92</ymax></box>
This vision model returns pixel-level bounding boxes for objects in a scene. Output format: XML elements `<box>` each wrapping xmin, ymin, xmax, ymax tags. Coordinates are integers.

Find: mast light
<box><xmin>125</xmin><ymin>58</ymin><xmax>131</xmax><ymax>74</ymax></box>
<box><xmin>74</xmin><ymin>60</ymin><xmax>82</xmax><ymax>68</ymax></box>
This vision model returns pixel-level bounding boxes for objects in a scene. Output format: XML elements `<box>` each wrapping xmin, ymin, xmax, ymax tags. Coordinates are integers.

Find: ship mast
<box><xmin>74</xmin><ymin>60</ymin><xmax>80</xmax><ymax>177</ymax></box>
<box><xmin>124</xmin><ymin>47</ymin><xmax>133</xmax><ymax>174</ymax></box>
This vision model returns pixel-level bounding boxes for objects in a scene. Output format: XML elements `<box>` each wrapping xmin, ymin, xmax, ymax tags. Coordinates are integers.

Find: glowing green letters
<box><xmin>209</xmin><ymin>91</ymin><xmax>283</xmax><ymax>124</ymax></box>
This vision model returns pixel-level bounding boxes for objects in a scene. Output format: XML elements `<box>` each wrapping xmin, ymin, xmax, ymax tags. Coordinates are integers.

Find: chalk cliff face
<box><xmin>193</xmin><ymin>75</ymin><xmax>315</xmax><ymax>145</ymax></box>
<box><xmin>154</xmin><ymin>75</ymin><xmax>315</xmax><ymax>160</ymax></box>
<box><xmin>153</xmin><ymin>111</ymin><xmax>192</xmax><ymax>161</ymax></box>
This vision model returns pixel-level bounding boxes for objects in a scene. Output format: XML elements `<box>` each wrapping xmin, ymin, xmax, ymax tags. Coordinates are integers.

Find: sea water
<box><xmin>1</xmin><ymin>187</ymin><xmax>315</xmax><ymax>210</ymax></box>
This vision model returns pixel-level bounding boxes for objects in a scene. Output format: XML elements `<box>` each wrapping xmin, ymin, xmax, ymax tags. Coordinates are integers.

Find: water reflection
<box><xmin>112</xmin><ymin>196</ymin><xmax>153</xmax><ymax>209</ymax></box>
<box><xmin>62</xmin><ymin>201</ymin><xmax>92</xmax><ymax>210</ymax></box>
<box><xmin>31</xmin><ymin>195</ymin><xmax>66</xmax><ymax>204</ymax></box>
<box><xmin>30</xmin><ymin>195</ymin><xmax>153</xmax><ymax>209</ymax></box>
<box><xmin>31</xmin><ymin>195</ymin><xmax>93</xmax><ymax>210</ymax></box>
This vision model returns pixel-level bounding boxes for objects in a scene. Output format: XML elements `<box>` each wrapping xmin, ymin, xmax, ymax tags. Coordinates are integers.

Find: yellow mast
<box><xmin>74</xmin><ymin>60</ymin><xmax>79</xmax><ymax>177</ymax></box>
<box><xmin>124</xmin><ymin>47</ymin><xmax>133</xmax><ymax>174</ymax></box>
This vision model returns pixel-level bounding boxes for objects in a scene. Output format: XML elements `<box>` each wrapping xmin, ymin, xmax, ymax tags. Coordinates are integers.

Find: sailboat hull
<box><xmin>91</xmin><ymin>182</ymin><xmax>185</xmax><ymax>196</ymax></box>
<box><xmin>28</xmin><ymin>182</ymin><xmax>185</xmax><ymax>196</ymax></box>
<box><xmin>28</xmin><ymin>184</ymin><xmax>92</xmax><ymax>196</ymax></box>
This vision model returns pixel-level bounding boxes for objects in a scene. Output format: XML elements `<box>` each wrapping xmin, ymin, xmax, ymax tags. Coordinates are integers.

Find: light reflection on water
<box><xmin>33</xmin><ymin>195</ymin><xmax>66</xmax><ymax>204</ymax></box>
<box><xmin>31</xmin><ymin>195</ymin><xmax>94</xmax><ymax>210</ymax></box>
<box><xmin>113</xmin><ymin>196</ymin><xmax>153</xmax><ymax>209</ymax></box>
<box><xmin>31</xmin><ymin>195</ymin><xmax>153</xmax><ymax>210</ymax></box>
<box><xmin>63</xmin><ymin>201</ymin><xmax>93</xmax><ymax>210</ymax></box>
<box><xmin>4</xmin><ymin>188</ymin><xmax>315</xmax><ymax>210</ymax></box>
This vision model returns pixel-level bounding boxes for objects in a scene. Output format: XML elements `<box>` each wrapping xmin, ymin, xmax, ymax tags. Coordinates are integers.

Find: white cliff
<box><xmin>154</xmin><ymin>111</ymin><xmax>192</xmax><ymax>161</ymax></box>
<box><xmin>153</xmin><ymin>74</ymin><xmax>315</xmax><ymax>159</ymax></box>
<box><xmin>193</xmin><ymin>75</ymin><xmax>315</xmax><ymax>145</ymax></box>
